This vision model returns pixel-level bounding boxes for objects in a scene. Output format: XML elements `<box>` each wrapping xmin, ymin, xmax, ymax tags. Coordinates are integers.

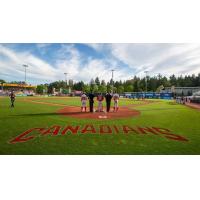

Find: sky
<box><xmin>0</xmin><ymin>43</ymin><xmax>200</xmax><ymax>85</ymax></box>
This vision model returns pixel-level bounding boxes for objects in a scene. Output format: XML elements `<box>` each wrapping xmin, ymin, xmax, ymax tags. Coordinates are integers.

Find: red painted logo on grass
<box><xmin>9</xmin><ymin>124</ymin><xmax>189</xmax><ymax>144</ymax></box>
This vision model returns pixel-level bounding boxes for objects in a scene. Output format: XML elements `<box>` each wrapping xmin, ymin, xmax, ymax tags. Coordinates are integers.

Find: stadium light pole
<box><xmin>144</xmin><ymin>70</ymin><xmax>149</xmax><ymax>92</ymax></box>
<box><xmin>22</xmin><ymin>64</ymin><xmax>28</xmax><ymax>84</ymax></box>
<box><xmin>64</xmin><ymin>73</ymin><xmax>68</xmax><ymax>87</ymax></box>
<box><xmin>23</xmin><ymin>64</ymin><xmax>28</xmax><ymax>94</ymax></box>
<box><xmin>111</xmin><ymin>69</ymin><xmax>115</xmax><ymax>94</ymax></box>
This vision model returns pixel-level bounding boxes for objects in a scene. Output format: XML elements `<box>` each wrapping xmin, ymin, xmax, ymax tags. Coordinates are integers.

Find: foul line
<box><xmin>22</xmin><ymin>99</ymin><xmax>67</xmax><ymax>107</ymax></box>
<box><xmin>22</xmin><ymin>98</ymin><xmax>157</xmax><ymax>110</ymax></box>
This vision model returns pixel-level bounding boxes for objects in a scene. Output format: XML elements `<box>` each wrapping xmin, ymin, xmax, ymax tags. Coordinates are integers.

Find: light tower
<box><xmin>22</xmin><ymin>64</ymin><xmax>28</xmax><ymax>84</ymax></box>
<box><xmin>22</xmin><ymin>64</ymin><xmax>28</xmax><ymax>94</ymax></box>
<box><xmin>64</xmin><ymin>73</ymin><xmax>68</xmax><ymax>87</ymax></box>
<box><xmin>111</xmin><ymin>69</ymin><xmax>115</xmax><ymax>94</ymax></box>
<box><xmin>64</xmin><ymin>73</ymin><xmax>70</xmax><ymax>94</ymax></box>
<box><xmin>144</xmin><ymin>70</ymin><xmax>149</xmax><ymax>92</ymax></box>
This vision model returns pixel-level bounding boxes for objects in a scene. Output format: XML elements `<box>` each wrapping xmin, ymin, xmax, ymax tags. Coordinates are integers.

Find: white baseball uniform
<box><xmin>97</xmin><ymin>95</ymin><xmax>104</xmax><ymax>112</ymax></box>
<box><xmin>113</xmin><ymin>93</ymin><xmax>119</xmax><ymax>111</ymax></box>
<box><xmin>81</xmin><ymin>94</ymin><xmax>87</xmax><ymax>108</ymax></box>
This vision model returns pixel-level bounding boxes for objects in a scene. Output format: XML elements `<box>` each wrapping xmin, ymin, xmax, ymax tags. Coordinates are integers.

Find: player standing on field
<box><xmin>81</xmin><ymin>92</ymin><xmax>87</xmax><ymax>112</ymax></box>
<box><xmin>9</xmin><ymin>90</ymin><xmax>16</xmax><ymax>108</ymax></box>
<box><xmin>97</xmin><ymin>93</ymin><xmax>104</xmax><ymax>112</ymax></box>
<box><xmin>88</xmin><ymin>92</ymin><xmax>95</xmax><ymax>112</ymax></box>
<box><xmin>105</xmin><ymin>92</ymin><xmax>112</xmax><ymax>112</ymax></box>
<box><xmin>113</xmin><ymin>93</ymin><xmax>119</xmax><ymax>112</ymax></box>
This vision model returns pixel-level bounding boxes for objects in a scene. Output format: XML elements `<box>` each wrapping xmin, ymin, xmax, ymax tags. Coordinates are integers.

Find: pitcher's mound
<box><xmin>57</xmin><ymin>106</ymin><xmax>140</xmax><ymax>120</ymax></box>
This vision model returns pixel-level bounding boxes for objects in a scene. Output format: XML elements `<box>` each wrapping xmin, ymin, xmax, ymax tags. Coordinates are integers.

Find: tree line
<box><xmin>1</xmin><ymin>73</ymin><xmax>200</xmax><ymax>94</ymax></box>
<box><xmin>36</xmin><ymin>73</ymin><xmax>200</xmax><ymax>94</ymax></box>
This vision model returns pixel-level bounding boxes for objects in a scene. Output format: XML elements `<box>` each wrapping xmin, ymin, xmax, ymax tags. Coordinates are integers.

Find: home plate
<box><xmin>98</xmin><ymin>115</ymin><xmax>108</xmax><ymax>119</ymax></box>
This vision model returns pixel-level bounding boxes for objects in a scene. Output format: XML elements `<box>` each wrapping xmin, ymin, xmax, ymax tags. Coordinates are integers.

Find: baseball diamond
<box><xmin>0</xmin><ymin>96</ymin><xmax>200</xmax><ymax>154</ymax></box>
<box><xmin>1</xmin><ymin>43</ymin><xmax>200</xmax><ymax>155</ymax></box>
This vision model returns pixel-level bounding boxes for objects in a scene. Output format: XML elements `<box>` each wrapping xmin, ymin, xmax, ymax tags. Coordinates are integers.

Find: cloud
<box><xmin>86</xmin><ymin>43</ymin><xmax>106</xmax><ymax>52</ymax></box>
<box><xmin>0</xmin><ymin>44</ymin><xmax>122</xmax><ymax>84</ymax></box>
<box><xmin>36</xmin><ymin>43</ymin><xmax>52</xmax><ymax>49</ymax></box>
<box><xmin>35</xmin><ymin>43</ymin><xmax>52</xmax><ymax>55</ymax></box>
<box><xmin>110</xmin><ymin>43</ymin><xmax>200</xmax><ymax>77</ymax></box>
<box><xmin>54</xmin><ymin>45</ymin><xmax>127</xmax><ymax>83</ymax></box>
<box><xmin>0</xmin><ymin>44</ymin><xmax>58</xmax><ymax>83</ymax></box>
<box><xmin>0</xmin><ymin>43</ymin><xmax>200</xmax><ymax>85</ymax></box>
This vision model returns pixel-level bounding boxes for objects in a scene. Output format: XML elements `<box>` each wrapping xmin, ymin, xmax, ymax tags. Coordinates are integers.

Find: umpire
<box><xmin>105</xmin><ymin>92</ymin><xmax>112</xmax><ymax>112</ymax></box>
<box><xmin>88</xmin><ymin>92</ymin><xmax>95</xmax><ymax>112</ymax></box>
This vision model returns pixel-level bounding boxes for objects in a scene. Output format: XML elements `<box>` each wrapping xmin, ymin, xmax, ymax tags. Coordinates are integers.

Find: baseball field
<box><xmin>0</xmin><ymin>96</ymin><xmax>200</xmax><ymax>155</ymax></box>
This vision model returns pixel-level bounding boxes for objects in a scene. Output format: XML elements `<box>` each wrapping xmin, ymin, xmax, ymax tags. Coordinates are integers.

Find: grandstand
<box><xmin>0</xmin><ymin>83</ymin><xmax>36</xmax><ymax>96</ymax></box>
<box><xmin>191</xmin><ymin>91</ymin><xmax>200</xmax><ymax>103</ymax></box>
<box><xmin>162</xmin><ymin>87</ymin><xmax>200</xmax><ymax>96</ymax></box>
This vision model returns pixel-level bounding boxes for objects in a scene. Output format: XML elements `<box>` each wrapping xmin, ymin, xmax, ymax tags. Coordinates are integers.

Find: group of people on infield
<box><xmin>81</xmin><ymin>92</ymin><xmax>119</xmax><ymax>113</ymax></box>
<box><xmin>7</xmin><ymin>90</ymin><xmax>119</xmax><ymax>113</ymax></box>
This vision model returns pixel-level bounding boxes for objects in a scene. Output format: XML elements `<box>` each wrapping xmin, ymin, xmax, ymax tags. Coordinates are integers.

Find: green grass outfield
<box><xmin>0</xmin><ymin>96</ymin><xmax>200</xmax><ymax>155</ymax></box>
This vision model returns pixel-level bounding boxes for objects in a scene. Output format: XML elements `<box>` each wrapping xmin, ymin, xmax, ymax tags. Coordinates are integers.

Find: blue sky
<box><xmin>0</xmin><ymin>43</ymin><xmax>200</xmax><ymax>85</ymax></box>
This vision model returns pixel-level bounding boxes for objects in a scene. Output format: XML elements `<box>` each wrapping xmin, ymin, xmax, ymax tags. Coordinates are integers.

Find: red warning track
<box><xmin>57</xmin><ymin>106</ymin><xmax>141</xmax><ymax>120</ymax></box>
